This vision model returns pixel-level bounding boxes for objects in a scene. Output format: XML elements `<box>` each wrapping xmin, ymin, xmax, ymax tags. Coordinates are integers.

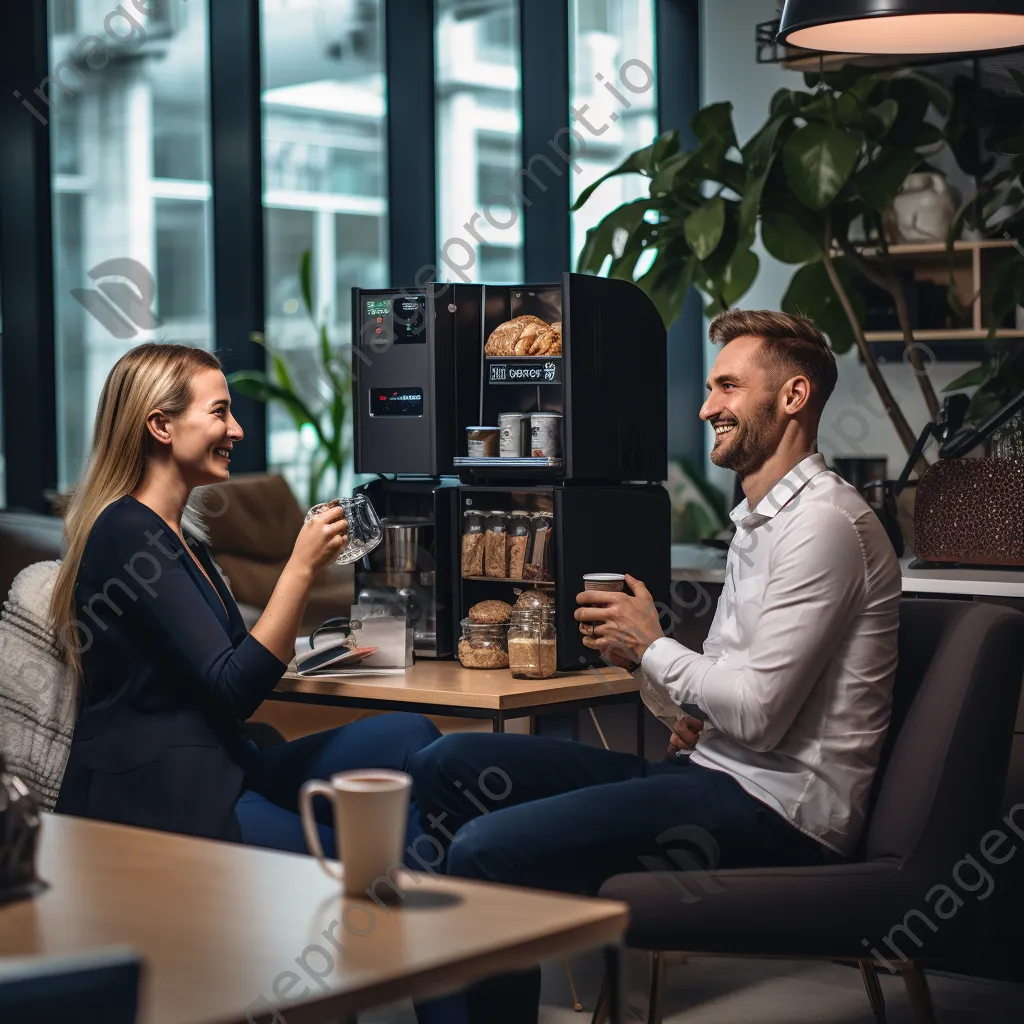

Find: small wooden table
<box><xmin>272</xmin><ymin>660</ymin><xmax>644</xmax><ymax>750</ymax></box>
<box><xmin>0</xmin><ymin>814</ymin><xmax>629</xmax><ymax>1024</ymax></box>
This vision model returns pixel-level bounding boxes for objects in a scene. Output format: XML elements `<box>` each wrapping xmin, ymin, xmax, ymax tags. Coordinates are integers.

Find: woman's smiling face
<box><xmin>159</xmin><ymin>368</ymin><xmax>243</xmax><ymax>486</ymax></box>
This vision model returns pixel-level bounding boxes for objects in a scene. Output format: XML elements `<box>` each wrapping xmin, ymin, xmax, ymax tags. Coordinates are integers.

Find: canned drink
<box><xmin>530</xmin><ymin>412</ymin><xmax>563</xmax><ymax>458</ymax></box>
<box><xmin>498</xmin><ymin>412</ymin><xmax>531</xmax><ymax>457</ymax></box>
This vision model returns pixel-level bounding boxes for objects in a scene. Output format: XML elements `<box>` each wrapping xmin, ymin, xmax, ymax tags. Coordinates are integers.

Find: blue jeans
<box><xmin>410</xmin><ymin>732</ymin><xmax>835</xmax><ymax>1024</ymax></box>
<box><xmin>234</xmin><ymin>711</ymin><xmax>441</xmax><ymax>864</ymax></box>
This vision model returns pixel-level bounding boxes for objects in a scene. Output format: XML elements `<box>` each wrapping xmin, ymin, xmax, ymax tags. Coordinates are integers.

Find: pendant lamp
<box><xmin>778</xmin><ymin>0</ymin><xmax>1024</xmax><ymax>56</ymax></box>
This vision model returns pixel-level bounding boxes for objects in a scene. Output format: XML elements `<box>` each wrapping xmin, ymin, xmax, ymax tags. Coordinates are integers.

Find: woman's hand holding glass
<box><xmin>292</xmin><ymin>501</ymin><xmax>349</xmax><ymax>576</ymax></box>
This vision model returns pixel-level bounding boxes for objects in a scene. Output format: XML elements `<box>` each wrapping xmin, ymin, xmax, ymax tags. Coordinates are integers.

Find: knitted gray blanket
<box><xmin>0</xmin><ymin>562</ymin><xmax>77</xmax><ymax>810</ymax></box>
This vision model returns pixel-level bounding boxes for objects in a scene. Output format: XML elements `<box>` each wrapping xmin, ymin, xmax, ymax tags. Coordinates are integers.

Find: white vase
<box><xmin>884</xmin><ymin>172</ymin><xmax>957</xmax><ymax>244</ymax></box>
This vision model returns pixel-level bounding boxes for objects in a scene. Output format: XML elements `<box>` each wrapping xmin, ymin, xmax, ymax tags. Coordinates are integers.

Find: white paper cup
<box><xmin>300</xmin><ymin>769</ymin><xmax>411</xmax><ymax>899</ymax></box>
<box><xmin>583</xmin><ymin>573</ymin><xmax>626</xmax><ymax>593</ymax></box>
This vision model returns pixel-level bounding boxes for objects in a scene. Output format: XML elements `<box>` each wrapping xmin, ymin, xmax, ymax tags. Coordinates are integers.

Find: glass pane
<box><xmin>435</xmin><ymin>0</ymin><xmax>523</xmax><ymax>285</ymax></box>
<box><xmin>569</xmin><ymin>0</ymin><xmax>658</xmax><ymax>269</ymax></box>
<box><xmin>261</xmin><ymin>0</ymin><xmax>389</xmax><ymax>507</ymax></box>
<box><xmin>49</xmin><ymin>0</ymin><xmax>214</xmax><ymax>490</ymax></box>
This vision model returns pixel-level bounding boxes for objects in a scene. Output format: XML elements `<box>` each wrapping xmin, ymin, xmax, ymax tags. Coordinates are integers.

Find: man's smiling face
<box><xmin>700</xmin><ymin>334</ymin><xmax>784</xmax><ymax>477</ymax></box>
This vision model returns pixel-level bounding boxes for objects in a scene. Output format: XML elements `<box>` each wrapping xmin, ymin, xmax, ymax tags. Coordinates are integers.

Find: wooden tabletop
<box><xmin>275</xmin><ymin>658</ymin><xmax>636</xmax><ymax>711</ymax></box>
<box><xmin>0</xmin><ymin>814</ymin><xmax>628</xmax><ymax>1024</ymax></box>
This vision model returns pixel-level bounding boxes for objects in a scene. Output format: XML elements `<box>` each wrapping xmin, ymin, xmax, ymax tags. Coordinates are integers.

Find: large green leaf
<box><xmin>228</xmin><ymin>370</ymin><xmax>318</xmax><ymax>433</ymax></box>
<box><xmin>886</xmin><ymin>78</ymin><xmax>931</xmax><ymax>142</ymax></box>
<box><xmin>852</xmin><ymin>147</ymin><xmax>920</xmax><ymax>212</ymax></box>
<box><xmin>691</xmin><ymin>102</ymin><xmax>736</xmax><ymax>150</ymax></box>
<box><xmin>683</xmin><ymin>197</ymin><xmax>725</xmax><ymax>261</ymax></box>
<box><xmin>576</xmin><ymin>199</ymin><xmax>655</xmax><ymax>274</ymax></box>
<box><xmin>635</xmin><ymin>246</ymin><xmax>696</xmax><ymax>329</ymax></box>
<box><xmin>742</xmin><ymin>115</ymin><xmax>787</xmax><ymax>178</ymax></box>
<box><xmin>571</xmin><ymin>131</ymin><xmax>679</xmax><ymax>210</ymax></box>
<box><xmin>864</xmin><ymin>98</ymin><xmax>899</xmax><ymax>138</ymax></box>
<box><xmin>782</xmin><ymin>124</ymin><xmax>861</xmax><ymax>210</ymax></box>
<box><xmin>781</xmin><ymin>258</ymin><xmax>864</xmax><ymax>355</ymax></box>
<box><xmin>713</xmin><ymin>247</ymin><xmax>759</xmax><ymax>308</ymax></box>
<box><xmin>942</xmin><ymin>364</ymin><xmax>992</xmax><ymax>392</ymax></box>
<box><xmin>761</xmin><ymin>211</ymin><xmax>822</xmax><ymax>264</ymax></box>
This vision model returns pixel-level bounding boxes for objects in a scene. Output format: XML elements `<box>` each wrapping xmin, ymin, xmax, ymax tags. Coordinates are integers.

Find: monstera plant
<box><xmin>228</xmin><ymin>250</ymin><xmax>351</xmax><ymax>508</ymax></box>
<box><xmin>573</xmin><ymin>65</ymin><xmax>956</xmax><ymax>458</ymax></box>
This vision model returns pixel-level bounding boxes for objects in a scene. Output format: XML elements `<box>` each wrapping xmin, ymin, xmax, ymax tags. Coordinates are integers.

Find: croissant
<box><xmin>484</xmin><ymin>315</ymin><xmax>548</xmax><ymax>356</ymax></box>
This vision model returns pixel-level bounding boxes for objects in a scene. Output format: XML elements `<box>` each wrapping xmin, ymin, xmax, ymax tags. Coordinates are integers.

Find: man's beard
<box><xmin>709</xmin><ymin>395</ymin><xmax>779</xmax><ymax>477</ymax></box>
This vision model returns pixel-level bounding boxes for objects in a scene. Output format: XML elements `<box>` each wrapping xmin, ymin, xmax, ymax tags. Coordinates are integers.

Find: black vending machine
<box><xmin>352</xmin><ymin>273</ymin><xmax>671</xmax><ymax>670</ymax></box>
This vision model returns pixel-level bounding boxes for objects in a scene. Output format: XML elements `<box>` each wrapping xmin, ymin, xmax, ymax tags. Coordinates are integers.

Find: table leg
<box><xmin>493</xmin><ymin>711</ymin><xmax>505</xmax><ymax>733</ymax></box>
<box><xmin>635</xmin><ymin>696</ymin><xmax>645</xmax><ymax>757</ymax></box>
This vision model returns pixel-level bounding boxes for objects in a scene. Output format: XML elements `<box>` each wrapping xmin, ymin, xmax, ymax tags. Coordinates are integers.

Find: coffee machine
<box><xmin>352</xmin><ymin>477</ymin><xmax>458</xmax><ymax>659</ymax></box>
<box><xmin>351</xmin><ymin>273</ymin><xmax>670</xmax><ymax>669</ymax></box>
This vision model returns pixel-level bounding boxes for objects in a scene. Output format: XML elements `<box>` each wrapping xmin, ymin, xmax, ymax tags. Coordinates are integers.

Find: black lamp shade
<box><xmin>778</xmin><ymin>0</ymin><xmax>1024</xmax><ymax>55</ymax></box>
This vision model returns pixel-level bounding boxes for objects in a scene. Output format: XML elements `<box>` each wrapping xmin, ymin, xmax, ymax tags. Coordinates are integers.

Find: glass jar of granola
<box><xmin>484</xmin><ymin>511</ymin><xmax>508</xmax><ymax>578</ymax></box>
<box><xmin>461</xmin><ymin>510</ymin><xmax>486</xmax><ymax>577</ymax></box>
<box><xmin>506</xmin><ymin>511</ymin><xmax>532</xmax><ymax>580</ymax></box>
<box><xmin>458</xmin><ymin>619</ymin><xmax>509</xmax><ymax>669</ymax></box>
<box><xmin>507</xmin><ymin>608</ymin><xmax>557</xmax><ymax>679</ymax></box>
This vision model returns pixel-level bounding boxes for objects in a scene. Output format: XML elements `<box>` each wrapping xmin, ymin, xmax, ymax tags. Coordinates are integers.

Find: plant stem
<box><xmin>823</xmin><ymin>215</ymin><xmax>924</xmax><ymax>463</ymax></box>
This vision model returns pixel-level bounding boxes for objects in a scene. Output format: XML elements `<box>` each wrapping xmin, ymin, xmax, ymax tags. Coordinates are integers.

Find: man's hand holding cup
<box><xmin>575</xmin><ymin>573</ymin><xmax>664</xmax><ymax>666</ymax></box>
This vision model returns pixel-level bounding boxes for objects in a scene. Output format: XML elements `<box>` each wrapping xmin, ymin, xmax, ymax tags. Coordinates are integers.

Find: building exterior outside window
<box><xmin>569</xmin><ymin>0</ymin><xmax>657</xmax><ymax>270</ymax></box>
<box><xmin>261</xmin><ymin>0</ymin><xmax>388</xmax><ymax>504</ymax></box>
<box><xmin>435</xmin><ymin>0</ymin><xmax>523</xmax><ymax>286</ymax></box>
<box><xmin>49</xmin><ymin>0</ymin><xmax>213</xmax><ymax>490</ymax></box>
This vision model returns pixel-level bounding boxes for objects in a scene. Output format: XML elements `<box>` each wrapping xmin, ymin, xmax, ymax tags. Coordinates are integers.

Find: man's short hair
<box><xmin>708</xmin><ymin>309</ymin><xmax>838</xmax><ymax>412</ymax></box>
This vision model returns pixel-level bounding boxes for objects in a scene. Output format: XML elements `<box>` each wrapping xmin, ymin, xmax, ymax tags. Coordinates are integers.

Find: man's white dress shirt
<box><xmin>640</xmin><ymin>453</ymin><xmax>901</xmax><ymax>855</ymax></box>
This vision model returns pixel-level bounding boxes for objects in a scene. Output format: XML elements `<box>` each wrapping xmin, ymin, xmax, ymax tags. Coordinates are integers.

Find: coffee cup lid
<box><xmin>583</xmin><ymin>573</ymin><xmax>626</xmax><ymax>581</ymax></box>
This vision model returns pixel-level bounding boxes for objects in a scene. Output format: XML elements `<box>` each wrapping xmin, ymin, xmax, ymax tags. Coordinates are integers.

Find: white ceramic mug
<box><xmin>299</xmin><ymin>769</ymin><xmax>412</xmax><ymax>898</ymax></box>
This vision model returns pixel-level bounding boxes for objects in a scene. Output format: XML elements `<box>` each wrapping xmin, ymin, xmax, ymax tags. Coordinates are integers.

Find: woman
<box><xmin>51</xmin><ymin>343</ymin><xmax>440</xmax><ymax>857</ymax></box>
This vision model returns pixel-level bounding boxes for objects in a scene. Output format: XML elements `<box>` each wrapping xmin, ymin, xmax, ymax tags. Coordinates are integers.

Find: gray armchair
<box><xmin>594</xmin><ymin>599</ymin><xmax>1024</xmax><ymax>1024</ymax></box>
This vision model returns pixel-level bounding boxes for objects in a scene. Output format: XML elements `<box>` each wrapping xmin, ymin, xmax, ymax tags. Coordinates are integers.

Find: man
<box><xmin>410</xmin><ymin>310</ymin><xmax>901</xmax><ymax>1023</ymax></box>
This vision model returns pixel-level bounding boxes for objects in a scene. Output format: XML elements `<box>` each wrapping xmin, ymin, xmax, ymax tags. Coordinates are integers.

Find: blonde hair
<box><xmin>49</xmin><ymin>343</ymin><xmax>224</xmax><ymax>679</ymax></box>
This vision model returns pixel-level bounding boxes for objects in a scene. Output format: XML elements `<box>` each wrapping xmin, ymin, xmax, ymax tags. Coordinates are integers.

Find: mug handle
<box><xmin>299</xmin><ymin>780</ymin><xmax>343</xmax><ymax>881</ymax></box>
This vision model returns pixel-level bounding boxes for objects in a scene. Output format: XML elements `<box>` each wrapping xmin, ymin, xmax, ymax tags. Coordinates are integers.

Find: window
<box><xmin>48</xmin><ymin>0</ymin><xmax>214</xmax><ymax>489</ymax></box>
<box><xmin>569</xmin><ymin>0</ymin><xmax>657</xmax><ymax>269</ymax></box>
<box><xmin>261</xmin><ymin>0</ymin><xmax>389</xmax><ymax>504</ymax></box>
<box><xmin>435</xmin><ymin>0</ymin><xmax>523</xmax><ymax>285</ymax></box>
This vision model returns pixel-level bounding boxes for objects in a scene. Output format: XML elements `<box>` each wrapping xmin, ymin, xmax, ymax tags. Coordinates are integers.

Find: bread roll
<box><xmin>468</xmin><ymin>599</ymin><xmax>513</xmax><ymax>624</ymax></box>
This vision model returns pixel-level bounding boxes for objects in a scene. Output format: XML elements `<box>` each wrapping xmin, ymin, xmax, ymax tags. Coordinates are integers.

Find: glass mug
<box><xmin>306</xmin><ymin>494</ymin><xmax>383</xmax><ymax>565</ymax></box>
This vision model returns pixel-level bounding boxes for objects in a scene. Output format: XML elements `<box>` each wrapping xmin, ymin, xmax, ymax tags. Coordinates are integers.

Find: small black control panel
<box><xmin>369</xmin><ymin>387</ymin><xmax>424</xmax><ymax>416</ymax></box>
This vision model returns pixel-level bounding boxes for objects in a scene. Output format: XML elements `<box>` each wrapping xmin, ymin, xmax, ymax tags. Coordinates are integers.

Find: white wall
<box><xmin>698</xmin><ymin>0</ymin><xmax>972</xmax><ymax>496</ymax></box>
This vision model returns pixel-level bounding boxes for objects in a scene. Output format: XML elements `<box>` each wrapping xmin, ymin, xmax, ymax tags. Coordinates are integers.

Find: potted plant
<box><xmin>227</xmin><ymin>250</ymin><xmax>352</xmax><ymax>508</ymax></box>
<box><xmin>572</xmin><ymin>65</ymin><xmax>958</xmax><ymax>461</ymax></box>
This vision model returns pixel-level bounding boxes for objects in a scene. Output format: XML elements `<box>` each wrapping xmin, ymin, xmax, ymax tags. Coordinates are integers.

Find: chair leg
<box><xmin>646</xmin><ymin>951</ymin><xmax>665</xmax><ymax>1024</ymax></box>
<box><xmin>564</xmin><ymin>960</ymin><xmax>584</xmax><ymax>1012</ymax></box>
<box><xmin>858</xmin><ymin>959</ymin><xmax>888</xmax><ymax>1024</ymax></box>
<box><xmin>902</xmin><ymin>962</ymin><xmax>939</xmax><ymax>1024</ymax></box>
<box><xmin>590</xmin><ymin>971</ymin><xmax>609</xmax><ymax>1024</ymax></box>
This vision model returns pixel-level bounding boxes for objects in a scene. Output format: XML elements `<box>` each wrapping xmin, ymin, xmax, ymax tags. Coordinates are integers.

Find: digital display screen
<box><xmin>362</xmin><ymin>295</ymin><xmax>426</xmax><ymax>345</ymax></box>
<box><xmin>391</xmin><ymin>296</ymin><xmax>426</xmax><ymax>342</ymax></box>
<box><xmin>369</xmin><ymin>388</ymin><xmax>424</xmax><ymax>417</ymax></box>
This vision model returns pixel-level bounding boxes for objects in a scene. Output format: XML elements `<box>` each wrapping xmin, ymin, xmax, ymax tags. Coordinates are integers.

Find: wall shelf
<box><xmin>842</xmin><ymin>239</ymin><xmax>1021</xmax><ymax>351</ymax></box>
